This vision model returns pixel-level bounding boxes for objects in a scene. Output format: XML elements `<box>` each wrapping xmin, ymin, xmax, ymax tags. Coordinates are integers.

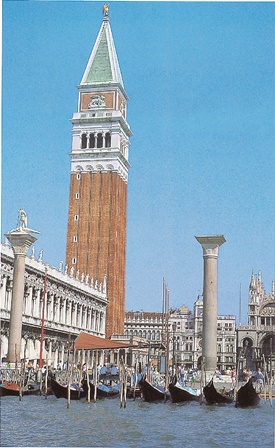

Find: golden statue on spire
<box><xmin>103</xmin><ymin>4</ymin><xmax>109</xmax><ymax>16</ymax></box>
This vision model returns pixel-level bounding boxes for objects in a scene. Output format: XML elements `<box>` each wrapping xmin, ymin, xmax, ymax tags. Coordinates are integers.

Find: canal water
<box><xmin>1</xmin><ymin>395</ymin><xmax>274</xmax><ymax>448</ymax></box>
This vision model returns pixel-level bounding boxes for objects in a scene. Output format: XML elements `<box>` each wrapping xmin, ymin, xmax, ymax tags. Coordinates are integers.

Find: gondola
<box><xmin>0</xmin><ymin>381</ymin><xmax>41</xmax><ymax>397</ymax></box>
<box><xmin>139</xmin><ymin>377</ymin><xmax>169</xmax><ymax>402</ymax></box>
<box><xmin>88</xmin><ymin>382</ymin><xmax>119</xmax><ymax>399</ymax></box>
<box><xmin>235</xmin><ymin>378</ymin><xmax>261</xmax><ymax>407</ymax></box>
<box><xmin>50</xmin><ymin>378</ymin><xmax>87</xmax><ymax>400</ymax></box>
<box><xmin>203</xmin><ymin>378</ymin><xmax>234</xmax><ymax>405</ymax></box>
<box><xmin>169</xmin><ymin>381</ymin><xmax>200</xmax><ymax>403</ymax></box>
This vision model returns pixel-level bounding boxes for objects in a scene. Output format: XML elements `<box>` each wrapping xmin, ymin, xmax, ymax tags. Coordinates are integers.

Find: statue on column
<box><xmin>17</xmin><ymin>208</ymin><xmax>28</xmax><ymax>229</ymax></box>
<box><xmin>11</xmin><ymin>208</ymin><xmax>39</xmax><ymax>235</ymax></box>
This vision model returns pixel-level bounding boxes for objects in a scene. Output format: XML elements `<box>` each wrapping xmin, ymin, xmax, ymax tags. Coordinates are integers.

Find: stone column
<box><xmin>195</xmin><ymin>235</ymin><xmax>226</xmax><ymax>376</ymax></box>
<box><xmin>5</xmin><ymin>230</ymin><xmax>37</xmax><ymax>364</ymax></box>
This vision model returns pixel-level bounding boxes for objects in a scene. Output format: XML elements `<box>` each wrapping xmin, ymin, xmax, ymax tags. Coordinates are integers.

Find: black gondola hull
<box><xmin>50</xmin><ymin>378</ymin><xmax>87</xmax><ymax>400</ymax></box>
<box><xmin>235</xmin><ymin>378</ymin><xmax>261</xmax><ymax>407</ymax></box>
<box><xmin>139</xmin><ymin>377</ymin><xmax>169</xmax><ymax>402</ymax></box>
<box><xmin>203</xmin><ymin>379</ymin><xmax>233</xmax><ymax>405</ymax></box>
<box><xmin>169</xmin><ymin>383</ymin><xmax>200</xmax><ymax>403</ymax></box>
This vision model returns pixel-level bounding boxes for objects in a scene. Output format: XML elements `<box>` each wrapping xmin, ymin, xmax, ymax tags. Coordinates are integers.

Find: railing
<box><xmin>238</xmin><ymin>324</ymin><xmax>274</xmax><ymax>332</ymax></box>
<box><xmin>110</xmin><ymin>334</ymin><xmax>129</xmax><ymax>341</ymax></box>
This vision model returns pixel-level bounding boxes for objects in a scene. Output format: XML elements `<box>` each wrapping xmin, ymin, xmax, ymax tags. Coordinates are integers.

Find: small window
<box><xmin>89</xmin><ymin>133</ymin><xmax>95</xmax><ymax>149</ymax></box>
<box><xmin>76</xmin><ymin>173</ymin><xmax>81</xmax><ymax>180</ymax></box>
<box><xmin>72</xmin><ymin>258</ymin><xmax>77</xmax><ymax>264</ymax></box>
<box><xmin>74</xmin><ymin>215</ymin><xmax>79</xmax><ymax>221</ymax></box>
<box><xmin>73</xmin><ymin>236</ymin><xmax>77</xmax><ymax>242</ymax></box>
<box><xmin>76</xmin><ymin>193</ymin><xmax>79</xmax><ymax>199</ymax></box>
<box><xmin>105</xmin><ymin>132</ymin><xmax>111</xmax><ymax>148</ymax></box>
<box><xmin>81</xmin><ymin>134</ymin><xmax>87</xmax><ymax>149</ymax></box>
<box><xmin>97</xmin><ymin>133</ymin><xmax>103</xmax><ymax>148</ymax></box>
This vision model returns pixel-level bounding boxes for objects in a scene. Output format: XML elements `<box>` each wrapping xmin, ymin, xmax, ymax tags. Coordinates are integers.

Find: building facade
<box><xmin>124</xmin><ymin>311</ymin><xmax>165</xmax><ymax>366</ymax></box>
<box><xmin>193</xmin><ymin>297</ymin><xmax>236</xmax><ymax>371</ymax></box>
<box><xmin>65</xmin><ymin>10</ymin><xmax>132</xmax><ymax>337</ymax></box>
<box><xmin>125</xmin><ymin>299</ymin><xmax>237</xmax><ymax>371</ymax></box>
<box><xmin>169</xmin><ymin>305</ymin><xmax>195</xmax><ymax>368</ymax></box>
<box><xmin>0</xmin><ymin>242</ymin><xmax>107</xmax><ymax>367</ymax></box>
<box><xmin>237</xmin><ymin>271</ymin><xmax>275</xmax><ymax>372</ymax></box>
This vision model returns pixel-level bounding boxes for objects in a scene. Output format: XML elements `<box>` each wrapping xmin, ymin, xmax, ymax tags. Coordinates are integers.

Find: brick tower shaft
<box><xmin>66</xmin><ymin>11</ymin><xmax>132</xmax><ymax>337</ymax></box>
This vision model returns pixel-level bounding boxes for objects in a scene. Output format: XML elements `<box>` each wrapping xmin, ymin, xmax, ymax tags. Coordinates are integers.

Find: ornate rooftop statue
<box><xmin>103</xmin><ymin>4</ymin><xmax>109</xmax><ymax>16</ymax></box>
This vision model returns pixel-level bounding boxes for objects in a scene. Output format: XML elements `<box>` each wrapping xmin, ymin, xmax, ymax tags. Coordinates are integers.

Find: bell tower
<box><xmin>66</xmin><ymin>8</ymin><xmax>132</xmax><ymax>337</ymax></box>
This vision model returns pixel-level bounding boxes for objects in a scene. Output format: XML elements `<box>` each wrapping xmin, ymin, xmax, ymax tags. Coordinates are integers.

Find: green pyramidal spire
<box><xmin>81</xmin><ymin>14</ymin><xmax>124</xmax><ymax>88</ymax></box>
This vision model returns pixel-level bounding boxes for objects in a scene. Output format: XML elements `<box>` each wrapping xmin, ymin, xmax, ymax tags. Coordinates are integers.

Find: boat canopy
<box><xmin>74</xmin><ymin>332</ymin><xmax>134</xmax><ymax>350</ymax></box>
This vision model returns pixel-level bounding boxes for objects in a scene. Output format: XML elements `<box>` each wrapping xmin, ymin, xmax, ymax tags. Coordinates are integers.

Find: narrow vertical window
<box><xmin>74</xmin><ymin>215</ymin><xmax>79</xmax><ymax>221</ymax></box>
<box><xmin>76</xmin><ymin>173</ymin><xmax>81</xmax><ymax>180</ymax></box>
<box><xmin>97</xmin><ymin>133</ymin><xmax>103</xmax><ymax>148</ymax></box>
<box><xmin>73</xmin><ymin>236</ymin><xmax>77</xmax><ymax>242</ymax></box>
<box><xmin>89</xmin><ymin>133</ymin><xmax>95</xmax><ymax>148</ymax></box>
<box><xmin>72</xmin><ymin>258</ymin><xmax>77</xmax><ymax>264</ymax></box>
<box><xmin>81</xmin><ymin>134</ymin><xmax>87</xmax><ymax>149</ymax></box>
<box><xmin>105</xmin><ymin>132</ymin><xmax>111</xmax><ymax>148</ymax></box>
<box><xmin>75</xmin><ymin>193</ymin><xmax>79</xmax><ymax>199</ymax></box>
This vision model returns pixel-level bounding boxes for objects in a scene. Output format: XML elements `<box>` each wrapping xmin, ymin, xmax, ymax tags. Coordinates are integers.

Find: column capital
<box><xmin>195</xmin><ymin>235</ymin><xmax>226</xmax><ymax>258</ymax></box>
<box><xmin>5</xmin><ymin>231</ymin><xmax>37</xmax><ymax>256</ymax></box>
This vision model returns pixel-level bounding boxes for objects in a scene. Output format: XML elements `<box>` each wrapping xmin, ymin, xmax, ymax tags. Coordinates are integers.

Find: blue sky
<box><xmin>2</xmin><ymin>1</ymin><xmax>275</xmax><ymax>320</ymax></box>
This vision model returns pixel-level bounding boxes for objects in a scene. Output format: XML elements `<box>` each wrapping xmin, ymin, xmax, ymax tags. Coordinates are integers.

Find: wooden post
<box><xmin>67</xmin><ymin>348</ymin><xmax>73</xmax><ymax>408</ymax></box>
<box><xmin>19</xmin><ymin>359</ymin><xmax>24</xmax><ymax>401</ymax></box>
<box><xmin>14</xmin><ymin>344</ymin><xmax>19</xmax><ymax>384</ymax></box>
<box><xmin>233</xmin><ymin>358</ymin><xmax>239</xmax><ymax>402</ymax></box>
<box><xmin>94</xmin><ymin>350</ymin><xmax>98</xmax><ymax>403</ymax></box>
<box><xmin>133</xmin><ymin>360</ymin><xmax>138</xmax><ymax>401</ymax></box>
<box><xmin>199</xmin><ymin>359</ymin><xmax>204</xmax><ymax>405</ymax></box>
<box><xmin>124</xmin><ymin>367</ymin><xmax>127</xmax><ymax>408</ymax></box>
<box><xmin>78</xmin><ymin>349</ymin><xmax>84</xmax><ymax>399</ymax></box>
<box><xmin>87</xmin><ymin>363</ymin><xmax>91</xmax><ymax>403</ymax></box>
<box><xmin>269</xmin><ymin>339</ymin><xmax>272</xmax><ymax>406</ymax></box>
<box><xmin>39</xmin><ymin>367</ymin><xmax>43</xmax><ymax>395</ymax></box>
<box><xmin>119</xmin><ymin>360</ymin><xmax>123</xmax><ymax>408</ymax></box>
<box><xmin>39</xmin><ymin>270</ymin><xmax>47</xmax><ymax>367</ymax></box>
<box><xmin>119</xmin><ymin>358</ymin><xmax>127</xmax><ymax>408</ymax></box>
<box><xmin>45</xmin><ymin>354</ymin><xmax>49</xmax><ymax>399</ymax></box>
<box><xmin>164</xmin><ymin>284</ymin><xmax>170</xmax><ymax>400</ymax></box>
<box><xmin>263</xmin><ymin>355</ymin><xmax>267</xmax><ymax>404</ymax></box>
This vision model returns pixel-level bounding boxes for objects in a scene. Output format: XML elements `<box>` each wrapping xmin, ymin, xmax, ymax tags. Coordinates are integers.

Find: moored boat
<box><xmin>203</xmin><ymin>379</ymin><xmax>233</xmax><ymax>405</ymax></box>
<box><xmin>88</xmin><ymin>382</ymin><xmax>119</xmax><ymax>399</ymax></box>
<box><xmin>0</xmin><ymin>381</ymin><xmax>41</xmax><ymax>397</ymax></box>
<box><xmin>50</xmin><ymin>378</ymin><xmax>87</xmax><ymax>400</ymax></box>
<box><xmin>169</xmin><ymin>381</ymin><xmax>200</xmax><ymax>403</ymax></box>
<box><xmin>139</xmin><ymin>377</ymin><xmax>169</xmax><ymax>402</ymax></box>
<box><xmin>235</xmin><ymin>378</ymin><xmax>261</xmax><ymax>407</ymax></box>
